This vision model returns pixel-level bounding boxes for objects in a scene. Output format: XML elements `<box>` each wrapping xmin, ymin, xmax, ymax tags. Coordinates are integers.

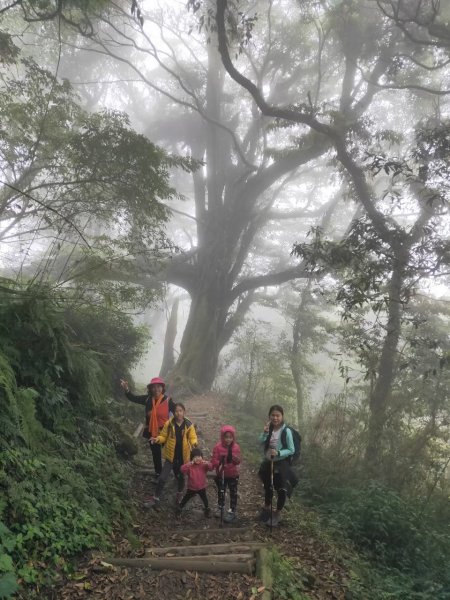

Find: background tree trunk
<box><xmin>169</xmin><ymin>293</ymin><xmax>228</xmax><ymax>390</ymax></box>
<box><xmin>365</xmin><ymin>258</ymin><xmax>405</xmax><ymax>471</ymax></box>
<box><xmin>160</xmin><ymin>298</ymin><xmax>179</xmax><ymax>378</ymax></box>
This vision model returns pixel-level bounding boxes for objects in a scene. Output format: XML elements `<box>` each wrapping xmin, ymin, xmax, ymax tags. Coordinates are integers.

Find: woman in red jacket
<box><xmin>211</xmin><ymin>425</ymin><xmax>241</xmax><ymax>523</ymax></box>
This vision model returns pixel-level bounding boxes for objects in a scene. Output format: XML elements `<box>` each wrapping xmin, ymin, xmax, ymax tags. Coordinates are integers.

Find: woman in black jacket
<box><xmin>120</xmin><ymin>377</ymin><xmax>175</xmax><ymax>479</ymax></box>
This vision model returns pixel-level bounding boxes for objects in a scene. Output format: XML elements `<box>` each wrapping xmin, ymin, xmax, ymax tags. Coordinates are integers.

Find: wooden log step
<box><xmin>145</xmin><ymin>542</ymin><xmax>265</xmax><ymax>556</ymax></box>
<box><xmin>172</xmin><ymin>526</ymin><xmax>251</xmax><ymax>536</ymax></box>
<box><xmin>165</xmin><ymin>553</ymin><xmax>254</xmax><ymax>562</ymax></box>
<box><xmin>256</xmin><ymin>548</ymin><xmax>273</xmax><ymax>600</ymax></box>
<box><xmin>103</xmin><ymin>556</ymin><xmax>256</xmax><ymax>574</ymax></box>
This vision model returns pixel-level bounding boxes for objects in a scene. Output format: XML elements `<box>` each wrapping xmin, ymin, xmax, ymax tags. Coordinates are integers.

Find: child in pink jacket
<box><xmin>177</xmin><ymin>448</ymin><xmax>212</xmax><ymax>517</ymax></box>
<box><xmin>211</xmin><ymin>425</ymin><xmax>241</xmax><ymax>523</ymax></box>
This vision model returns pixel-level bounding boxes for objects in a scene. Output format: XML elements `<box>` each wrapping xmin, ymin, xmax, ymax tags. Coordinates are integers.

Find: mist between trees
<box><xmin>0</xmin><ymin>0</ymin><xmax>449</xmax><ymax>597</ymax></box>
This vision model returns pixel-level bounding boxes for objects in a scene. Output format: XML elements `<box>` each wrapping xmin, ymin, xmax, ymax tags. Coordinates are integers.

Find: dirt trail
<box><xmin>56</xmin><ymin>394</ymin><xmax>349</xmax><ymax>600</ymax></box>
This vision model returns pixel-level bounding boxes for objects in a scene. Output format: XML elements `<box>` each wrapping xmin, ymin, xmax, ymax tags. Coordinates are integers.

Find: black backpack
<box><xmin>280</xmin><ymin>425</ymin><xmax>302</xmax><ymax>464</ymax></box>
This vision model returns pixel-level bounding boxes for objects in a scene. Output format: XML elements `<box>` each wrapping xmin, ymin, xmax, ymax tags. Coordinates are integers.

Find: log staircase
<box><xmin>114</xmin><ymin>411</ymin><xmax>273</xmax><ymax>598</ymax></box>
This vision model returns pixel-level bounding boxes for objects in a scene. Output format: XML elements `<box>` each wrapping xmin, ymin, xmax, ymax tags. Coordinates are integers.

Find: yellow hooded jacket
<box><xmin>155</xmin><ymin>416</ymin><xmax>197</xmax><ymax>463</ymax></box>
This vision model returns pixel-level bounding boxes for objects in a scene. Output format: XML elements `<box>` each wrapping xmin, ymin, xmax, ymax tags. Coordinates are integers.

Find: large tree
<box><xmin>4</xmin><ymin>0</ymin><xmax>448</xmax><ymax>398</ymax></box>
<box><xmin>38</xmin><ymin>0</ymin><xmax>407</xmax><ymax>390</ymax></box>
<box><xmin>212</xmin><ymin>0</ymin><xmax>449</xmax><ymax>466</ymax></box>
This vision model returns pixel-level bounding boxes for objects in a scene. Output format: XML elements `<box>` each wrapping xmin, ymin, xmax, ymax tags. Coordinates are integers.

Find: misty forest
<box><xmin>0</xmin><ymin>0</ymin><xmax>449</xmax><ymax>598</ymax></box>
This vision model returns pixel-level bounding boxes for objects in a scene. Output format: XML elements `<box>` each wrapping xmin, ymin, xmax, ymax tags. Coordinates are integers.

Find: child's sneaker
<box><xmin>223</xmin><ymin>510</ymin><xmax>237</xmax><ymax>523</ymax></box>
<box><xmin>214</xmin><ymin>506</ymin><xmax>224</xmax><ymax>518</ymax></box>
<box><xmin>204</xmin><ymin>507</ymin><xmax>211</xmax><ymax>518</ymax></box>
<box><xmin>143</xmin><ymin>495</ymin><xmax>160</xmax><ymax>509</ymax></box>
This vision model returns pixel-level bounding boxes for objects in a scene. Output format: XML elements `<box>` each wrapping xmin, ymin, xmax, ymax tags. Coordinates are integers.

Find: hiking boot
<box><xmin>143</xmin><ymin>495</ymin><xmax>160</xmax><ymax>509</ymax></box>
<box><xmin>223</xmin><ymin>510</ymin><xmax>237</xmax><ymax>524</ymax></box>
<box><xmin>265</xmin><ymin>512</ymin><xmax>280</xmax><ymax>527</ymax></box>
<box><xmin>204</xmin><ymin>507</ymin><xmax>211</xmax><ymax>518</ymax></box>
<box><xmin>259</xmin><ymin>508</ymin><xmax>271</xmax><ymax>523</ymax></box>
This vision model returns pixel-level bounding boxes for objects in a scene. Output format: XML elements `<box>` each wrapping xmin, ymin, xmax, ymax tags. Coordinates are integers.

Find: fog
<box><xmin>1</xmin><ymin>0</ymin><xmax>449</xmax><ymax>416</ymax></box>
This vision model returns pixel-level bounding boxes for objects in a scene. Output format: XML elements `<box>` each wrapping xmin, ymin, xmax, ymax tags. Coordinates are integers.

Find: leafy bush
<box><xmin>332</xmin><ymin>482</ymin><xmax>450</xmax><ymax>576</ymax></box>
<box><xmin>347</xmin><ymin>561</ymin><xmax>450</xmax><ymax>600</ymax></box>
<box><xmin>0</xmin><ymin>283</ymin><xmax>146</xmax><ymax>595</ymax></box>
<box><xmin>220</xmin><ymin>321</ymin><xmax>297</xmax><ymax>419</ymax></box>
<box><xmin>268</xmin><ymin>548</ymin><xmax>309</xmax><ymax>600</ymax></box>
<box><xmin>0</xmin><ymin>444</ymin><xmax>129</xmax><ymax>587</ymax></box>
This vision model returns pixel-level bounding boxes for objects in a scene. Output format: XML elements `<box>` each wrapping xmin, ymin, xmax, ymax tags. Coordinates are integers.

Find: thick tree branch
<box><xmin>220</xmin><ymin>290</ymin><xmax>255</xmax><ymax>349</ymax></box>
<box><xmin>229</xmin><ymin>262</ymin><xmax>310</xmax><ymax>303</ymax></box>
<box><xmin>215</xmin><ymin>0</ymin><xmax>396</xmax><ymax>246</ymax></box>
<box><xmin>0</xmin><ymin>0</ymin><xmax>21</xmax><ymax>14</ymax></box>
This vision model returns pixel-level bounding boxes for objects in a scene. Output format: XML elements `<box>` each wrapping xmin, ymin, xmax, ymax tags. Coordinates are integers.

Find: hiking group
<box><xmin>120</xmin><ymin>377</ymin><xmax>299</xmax><ymax>527</ymax></box>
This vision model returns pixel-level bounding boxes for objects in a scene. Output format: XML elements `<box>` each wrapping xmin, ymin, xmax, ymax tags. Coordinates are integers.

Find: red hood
<box><xmin>221</xmin><ymin>425</ymin><xmax>236</xmax><ymax>444</ymax></box>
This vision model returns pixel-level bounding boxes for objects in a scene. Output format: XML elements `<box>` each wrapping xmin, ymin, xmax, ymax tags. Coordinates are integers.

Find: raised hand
<box><xmin>119</xmin><ymin>378</ymin><xmax>129</xmax><ymax>392</ymax></box>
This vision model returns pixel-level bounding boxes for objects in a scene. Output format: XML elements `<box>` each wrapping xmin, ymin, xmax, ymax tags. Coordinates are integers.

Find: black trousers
<box><xmin>259</xmin><ymin>459</ymin><xmax>292</xmax><ymax>511</ymax></box>
<box><xmin>214</xmin><ymin>476</ymin><xmax>239</xmax><ymax>511</ymax></box>
<box><xmin>179</xmin><ymin>488</ymin><xmax>209</xmax><ymax>509</ymax></box>
<box><xmin>150</xmin><ymin>442</ymin><xmax>162</xmax><ymax>476</ymax></box>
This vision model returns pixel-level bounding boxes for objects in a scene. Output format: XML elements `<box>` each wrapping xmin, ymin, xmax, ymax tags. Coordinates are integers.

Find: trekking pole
<box><xmin>219</xmin><ymin>456</ymin><xmax>226</xmax><ymax>528</ymax></box>
<box><xmin>269</xmin><ymin>456</ymin><xmax>274</xmax><ymax>535</ymax></box>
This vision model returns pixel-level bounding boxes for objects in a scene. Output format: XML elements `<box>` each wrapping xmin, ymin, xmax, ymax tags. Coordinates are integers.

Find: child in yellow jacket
<box><xmin>145</xmin><ymin>403</ymin><xmax>197</xmax><ymax>508</ymax></box>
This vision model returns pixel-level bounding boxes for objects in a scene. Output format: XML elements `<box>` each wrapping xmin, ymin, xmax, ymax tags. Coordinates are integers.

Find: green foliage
<box><xmin>220</xmin><ymin>320</ymin><xmax>297</xmax><ymax>419</ymax></box>
<box><xmin>0</xmin><ymin>40</ymin><xmax>198</xmax><ymax>299</ymax></box>
<box><xmin>0</xmin><ymin>283</ymin><xmax>145</xmax><ymax>595</ymax></box>
<box><xmin>346</xmin><ymin>559</ymin><xmax>450</xmax><ymax>600</ymax></box>
<box><xmin>298</xmin><ymin>460</ymin><xmax>450</xmax><ymax>595</ymax></box>
<box><xmin>332</xmin><ymin>482</ymin><xmax>450</xmax><ymax>574</ymax></box>
<box><xmin>268</xmin><ymin>548</ymin><xmax>309</xmax><ymax>600</ymax></box>
<box><xmin>0</xmin><ymin>443</ymin><xmax>128</xmax><ymax>587</ymax></box>
<box><xmin>0</xmin><ymin>523</ymin><xmax>19</xmax><ymax>599</ymax></box>
<box><xmin>64</xmin><ymin>304</ymin><xmax>148</xmax><ymax>397</ymax></box>
<box><xmin>0</xmin><ymin>574</ymin><xmax>19</xmax><ymax>600</ymax></box>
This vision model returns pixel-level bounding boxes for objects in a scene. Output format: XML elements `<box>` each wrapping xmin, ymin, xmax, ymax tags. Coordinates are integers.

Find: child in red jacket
<box><xmin>177</xmin><ymin>448</ymin><xmax>212</xmax><ymax>517</ymax></box>
<box><xmin>211</xmin><ymin>425</ymin><xmax>241</xmax><ymax>523</ymax></box>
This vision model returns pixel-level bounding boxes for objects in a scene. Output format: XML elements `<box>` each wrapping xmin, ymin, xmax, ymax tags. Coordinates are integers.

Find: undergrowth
<box><xmin>268</xmin><ymin>548</ymin><xmax>309</xmax><ymax>600</ymax></box>
<box><xmin>0</xmin><ymin>283</ymin><xmax>146</xmax><ymax>598</ymax></box>
<box><xmin>225</xmin><ymin>398</ymin><xmax>450</xmax><ymax>600</ymax></box>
